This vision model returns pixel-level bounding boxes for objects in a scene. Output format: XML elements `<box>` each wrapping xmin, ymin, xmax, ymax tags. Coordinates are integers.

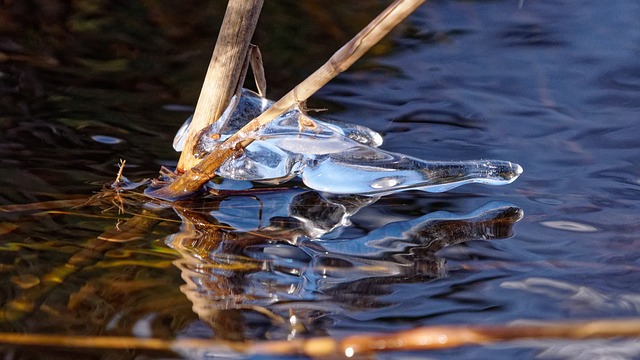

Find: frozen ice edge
<box><xmin>174</xmin><ymin>89</ymin><xmax>523</xmax><ymax>196</ymax></box>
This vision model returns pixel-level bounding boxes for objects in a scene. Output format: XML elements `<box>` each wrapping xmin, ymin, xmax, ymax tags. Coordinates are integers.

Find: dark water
<box><xmin>2</xmin><ymin>1</ymin><xmax>640</xmax><ymax>359</ymax></box>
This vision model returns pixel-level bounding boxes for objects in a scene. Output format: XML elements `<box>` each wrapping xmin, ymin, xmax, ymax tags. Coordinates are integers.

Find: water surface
<box><xmin>2</xmin><ymin>1</ymin><xmax>640</xmax><ymax>359</ymax></box>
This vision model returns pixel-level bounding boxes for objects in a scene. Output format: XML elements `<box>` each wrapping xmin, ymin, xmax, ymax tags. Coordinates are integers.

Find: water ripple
<box><xmin>540</xmin><ymin>221</ymin><xmax>598</xmax><ymax>232</ymax></box>
<box><xmin>91</xmin><ymin>134</ymin><xmax>124</xmax><ymax>145</ymax></box>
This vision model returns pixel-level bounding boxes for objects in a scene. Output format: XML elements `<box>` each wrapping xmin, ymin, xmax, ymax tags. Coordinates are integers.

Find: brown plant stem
<box><xmin>177</xmin><ymin>0</ymin><xmax>264</xmax><ymax>172</ymax></box>
<box><xmin>150</xmin><ymin>0</ymin><xmax>427</xmax><ymax>200</ymax></box>
<box><xmin>1</xmin><ymin>319</ymin><xmax>640</xmax><ymax>356</ymax></box>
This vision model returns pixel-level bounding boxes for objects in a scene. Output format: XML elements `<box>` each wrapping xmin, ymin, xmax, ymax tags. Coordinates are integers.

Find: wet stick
<box><xmin>2</xmin><ymin>318</ymin><xmax>640</xmax><ymax>356</ymax></box>
<box><xmin>177</xmin><ymin>0</ymin><xmax>264</xmax><ymax>172</ymax></box>
<box><xmin>151</xmin><ymin>0</ymin><xmax>427</xmax><ymax>200</ymax></box>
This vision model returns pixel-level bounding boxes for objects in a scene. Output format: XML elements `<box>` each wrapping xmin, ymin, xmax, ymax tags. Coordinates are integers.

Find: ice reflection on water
<box><xmin>166</xmin><ymin>188</ymin><xmax>522</xmax><ymax>340</ymax></box>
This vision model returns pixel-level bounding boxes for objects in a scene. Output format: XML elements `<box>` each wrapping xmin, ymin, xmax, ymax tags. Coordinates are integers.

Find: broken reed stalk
<box><xmin>177</xmin><ymin>0</ymin><xmax>264</xmax><ymax>172</ymax></box>
<box><xmin>151</xmin><ymin>0</ymin><xmax>427</xmax><ymax>200</ymax></box>
<box><xmin>2</xmin><ymin>318</ymin><xmax>640</xmax><ymax>356</ymax></box>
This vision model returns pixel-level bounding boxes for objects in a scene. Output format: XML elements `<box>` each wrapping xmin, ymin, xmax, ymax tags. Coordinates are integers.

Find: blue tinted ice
<box><xmin>174</xmin><ymin>89</ymin><xmax>522</xmax><ymax>195</ymax></box>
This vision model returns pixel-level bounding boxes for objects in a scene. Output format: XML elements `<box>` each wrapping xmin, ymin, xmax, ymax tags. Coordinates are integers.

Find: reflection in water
<box><xmin>166</xmin><ymin>188</ymin><xmax>522</xmax><ymax>341</ymax></box>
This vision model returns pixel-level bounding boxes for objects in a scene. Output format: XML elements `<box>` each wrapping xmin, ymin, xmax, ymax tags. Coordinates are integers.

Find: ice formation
<box><xmin>174</xmin><ymin>89</ymin><xmax>522</xmax><ymax>195</ymax></box>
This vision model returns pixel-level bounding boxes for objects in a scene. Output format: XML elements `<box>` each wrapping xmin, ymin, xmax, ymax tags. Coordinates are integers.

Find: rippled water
<box><xmin>2</xmin><ymin>1</ymin><xmax>640</xmax><ymax>359</ymax></box>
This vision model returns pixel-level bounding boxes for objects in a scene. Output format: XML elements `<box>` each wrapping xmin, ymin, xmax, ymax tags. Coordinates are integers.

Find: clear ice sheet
<box><xmin>174</xmin><ymin>89</ymin><xmax>522</xmax><ymax>195</ymax></box>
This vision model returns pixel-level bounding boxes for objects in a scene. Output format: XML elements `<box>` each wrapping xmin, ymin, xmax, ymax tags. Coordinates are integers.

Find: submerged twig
<box><xmin>150</xmin><ymin>0</ymin><xmax>427</xmax><ymax>200</ymax></box>
<box><xmin>335</xmin><ymin>319</ymin><xmax>640</xmax><ymax>355</ymax></box>
<box><xmin>1</xmin><ymin>318</ymin><xmax>640</xmax><ymax>357</ymax></box>
<box><xmin>177</xmin><ymin>0</ymin><xmax>264</xmax><ymax>172</ymax></box>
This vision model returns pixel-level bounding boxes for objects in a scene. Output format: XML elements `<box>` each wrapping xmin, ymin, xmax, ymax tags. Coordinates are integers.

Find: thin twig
<box><xmin>1</xmin><ymin>318</ymin><xmax>640</xmax><ymax>357</ymax></box>
<box><xmin>150</xmin><ymin>0</ymin><xmax>427</xmax><ymax>200</ymax></box>
<box><xmin>113</xmin><ymin>159</ymin><xmax>126</xmax><ymax>185</ymax></box>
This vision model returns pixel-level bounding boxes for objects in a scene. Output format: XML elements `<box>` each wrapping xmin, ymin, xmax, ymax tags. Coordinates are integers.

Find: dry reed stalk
<box><xmin>177</xmin><ymin>0</ymin><xmax>264</xmax><ymax>172</ymax></box>
<box><xmin>336</xmin><ymin>319</ymin><xmax>640</xmax><ymax>355</ymax></box>
<box><xmin>151</xmin><ymin>0</ymin><xmax>427</xmax><ymax>200</ymax></box>
<box><xmin>1</xmin><ymin>318</ymin><xmax>640</xmax><ymax>356</ymax></box>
